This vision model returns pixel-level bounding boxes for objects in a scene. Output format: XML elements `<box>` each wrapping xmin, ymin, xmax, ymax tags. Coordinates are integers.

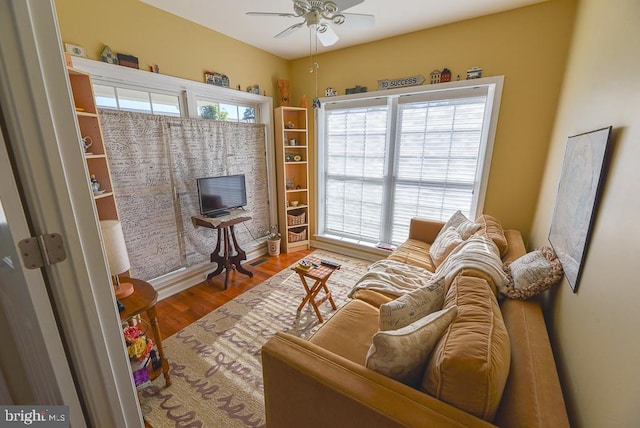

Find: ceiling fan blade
<box><xmin>316</xmin><ymin>24</ymin><xmax>339</xmax><ymax>47</ymax></box>
<box><xmin>275</xmin><ymin>22</ymin><xmax>305</xmax><ymax>39</ymax></box>
<box><xmin>246</xmin><ymin>12</ymin><xmax>299</xmax><ymax>18</ymax></box>
<box><xmin>342</xmin><ymin>13</ymin><xmax>375</xmax><ymax>29</ymax></box>
<box><xmin>333</xmin><ymin>0</ymin><xmax>365</xmax><ymax>12</ymax></box>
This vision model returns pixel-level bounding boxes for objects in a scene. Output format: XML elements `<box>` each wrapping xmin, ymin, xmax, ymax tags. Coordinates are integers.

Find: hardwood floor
<box><xmin>153</xmin><ymin>248</ymin><xmax>314</xmax><ymax>339</ymax></box>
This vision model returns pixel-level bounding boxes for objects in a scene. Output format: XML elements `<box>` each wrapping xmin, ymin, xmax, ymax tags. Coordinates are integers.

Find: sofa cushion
<box><xmin>422</xmin><ymin>275</ymin><xmax>510</xmax><ymax>422</ymax></box>
<box><xmin>475</xmin><ymin>214</ymin><xmax>509</xmax><ymax>258</ymax></box>
<box><xmin>366</xmin><ymin>306</ymin><xmax>458</xmax><ymax>387</ymax></box>
<box><xmin>351</xmin><ymin>289</ymin><xmax>395</xmax><ymax>308</ymax></box>
<box><xmin>378</xmin><ymin>277</ymin><xmax>446</xmax><ymax>331</ymax></box>
<box><xmin>429</xmin><ymin>227</ymin><xmax>464</xmax><ymax>268</ymax></box>
<box><xmin>309</xmin><ymin>299</ymin><xmax>379</xmax><ymax>366</ymax></box>
<box><xmin>388</xmin><ymin>238</ymin><xmax>436</xmax><ymax>272</ymax></box>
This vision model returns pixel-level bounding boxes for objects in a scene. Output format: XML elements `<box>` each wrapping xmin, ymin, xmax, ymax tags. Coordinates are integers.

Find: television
<box><xmin>197</xmin><ymin>174</ymin><xmax>247</xmax><ymax>218</ymax></box>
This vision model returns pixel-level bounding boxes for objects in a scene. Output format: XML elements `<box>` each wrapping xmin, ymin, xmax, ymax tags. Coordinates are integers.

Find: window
<box><xmin>317</xmin><ymin>78</ymin><xmax>502</xmax><ymax>247</ymax></box>
<box><xmin>196</xmin><ymin>99</ymin><xmax>256</xmax><ymax>123</ymax></box>
<box><xmin>94</xmin><ymin>84</ymin><xmax>181</xmax><ymax>116</ymax></box>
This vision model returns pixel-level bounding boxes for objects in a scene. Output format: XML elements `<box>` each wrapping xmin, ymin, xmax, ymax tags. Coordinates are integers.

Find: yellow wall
<box><xmin>54</xmin><ymin>0</ymin><xmax>289</xmax><ymax>99</ymax></box>
<box><xmin>289</xmin><ymin>0</ymin><xmax>577</xmax><ymax>240</ymax></box>
<box><xmin>530</xmin><ymin>0</ymin><xmax>640</xmax><ymax>426</ymax></box>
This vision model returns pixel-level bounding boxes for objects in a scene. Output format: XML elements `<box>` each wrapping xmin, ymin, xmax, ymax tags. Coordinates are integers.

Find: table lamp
<box><xmin>100</xmin><ymin>220</ymin><xmax>134</xmax><ymax>299</ymax></box>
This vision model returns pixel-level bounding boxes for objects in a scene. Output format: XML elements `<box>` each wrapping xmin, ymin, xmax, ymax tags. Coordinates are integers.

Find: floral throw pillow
<box><xmin>502</xmin><ymin>246</ymin><xmax>564</xmax><ymax>300</ymax></box>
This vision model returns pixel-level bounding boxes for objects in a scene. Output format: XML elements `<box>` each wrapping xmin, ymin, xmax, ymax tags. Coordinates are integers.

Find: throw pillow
<box><xmin>366</xmin><ymin>306</ymin><xmax>458</xmax><ymax>388</ymax></box>
<box><xmin>378</xmin><ymin>277</ymin><xmax>446</xmax><ymax>331</ymax></box>
<box><xmin>502</xmin><ymin>246</ymin><xmax>564</xmax><ymax>299</ymax></box>
<box><xmin>436</xmin><ymin>210</ymin><xmax>480</xmax><ymax>241</ymax></box>
<box><xmin>429</xmin><ymin>227</ymin><xmax>463</xmax><ymax>268</ymax></box>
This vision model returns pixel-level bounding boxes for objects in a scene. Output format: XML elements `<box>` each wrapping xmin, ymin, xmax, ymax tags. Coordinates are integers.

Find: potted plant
<box><xmin>267</xmin><ymin>225</ymin><xmax>281</xmax><ymax>256</ymax></box>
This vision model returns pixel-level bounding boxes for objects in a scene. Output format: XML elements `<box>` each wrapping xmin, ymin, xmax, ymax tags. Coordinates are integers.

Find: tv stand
<box><xmin>192</xmin><ymin>214</ymin><xmax>253</xmax><ymax>289</ymax></box>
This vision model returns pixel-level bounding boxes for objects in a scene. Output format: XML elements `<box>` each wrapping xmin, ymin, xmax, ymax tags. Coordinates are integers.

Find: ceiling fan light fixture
<box><xmin>331</xmin><ymin>14</ymin><xmax>346</xmax><ymax>25</ymax></box>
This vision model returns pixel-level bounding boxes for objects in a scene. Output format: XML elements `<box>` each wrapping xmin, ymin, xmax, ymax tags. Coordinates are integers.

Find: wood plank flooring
<box><xmin>154</xmin><ymin>249</ymin><xmax>313</xmax><ymax>339</ymax></box>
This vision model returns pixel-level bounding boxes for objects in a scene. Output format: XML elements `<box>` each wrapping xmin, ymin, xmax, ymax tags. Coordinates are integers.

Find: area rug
<box><xmin>140</xmin><ymin>249</ymin><xmax>371</xmax><ymax>427</ymax></box>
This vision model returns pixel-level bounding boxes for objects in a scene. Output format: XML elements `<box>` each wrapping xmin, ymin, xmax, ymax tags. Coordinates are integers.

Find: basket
<box><xmin>288</xmin><ymin>228</ymin><xmax>307</xmax><ymax>243</ymax></box>
<box><xmin>287</xmin><ymin>210</ymin><xmax>306</xmax><ymax>226</ymax></box>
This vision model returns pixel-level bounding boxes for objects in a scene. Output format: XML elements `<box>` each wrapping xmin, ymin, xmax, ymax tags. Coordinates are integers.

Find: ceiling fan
<box><xmin>247</xmin><ymin>0</ymin><xmax>375</xmax><ymax>47</ymax></box>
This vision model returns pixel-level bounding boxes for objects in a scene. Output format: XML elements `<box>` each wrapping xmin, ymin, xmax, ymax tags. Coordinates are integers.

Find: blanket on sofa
<box><xmin>348</xmin><ymin>259</ymin><xmax>435</xmax><ymax>297</ymax></box>
<box><xmin>350</xmin><ymin>235</ymin><xmax>507</xmax><ymax>297</ymax></box>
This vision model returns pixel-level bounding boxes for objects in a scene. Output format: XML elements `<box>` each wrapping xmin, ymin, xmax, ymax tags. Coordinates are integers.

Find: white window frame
<box><xmin>315</xmin><ymin>76</ymin><xmax>503</xmax><ymax>251</ymax></box>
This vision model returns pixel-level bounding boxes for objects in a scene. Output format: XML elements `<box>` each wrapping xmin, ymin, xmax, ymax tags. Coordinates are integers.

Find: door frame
<box><xmin>0</xmin><ymin>0</ymin><xmax>141</xmax><ymax>425</ymax></box>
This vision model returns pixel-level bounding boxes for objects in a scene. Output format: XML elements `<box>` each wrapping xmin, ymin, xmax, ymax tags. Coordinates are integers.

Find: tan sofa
<box><xmin>262</xmin><ymin>217</ymin><xmax>569</xmax><ymax>427</ymax></box>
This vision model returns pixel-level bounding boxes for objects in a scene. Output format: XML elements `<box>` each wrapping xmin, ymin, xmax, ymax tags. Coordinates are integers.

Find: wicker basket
<box><xmin>288</xmin><ymin>228</ymin><xmax>307</xmax><ymax>243</ymax></box>
<box><xmin>287</xmin><ymin>210</ymin><xmax>306</xmax><ymax>226</ymax></box>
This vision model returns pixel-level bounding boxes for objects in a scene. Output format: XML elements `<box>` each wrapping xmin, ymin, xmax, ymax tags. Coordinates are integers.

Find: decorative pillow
<box><xmin>456</xmin><ymin>220</ymin><xmax>482</xmax><ymax>240</ymax></box>
<box><xmin>436</xmin><ymin>210</ymin><xmax>480</xmax><ymax>241</ymax></box>
<box><xmin>502</xmin><ymin>246</ymin><xmax>564</xmax><ymax>299</ymax></box>
<box><xmin>475</xmin><ymin>214</ymin><xmax>509</xmax><ymax>258</ymax></box>
<box><xmin>429</xmin><ymin>227</ymin><xmax>463</xmax><ymax>268</ymax></box>
<box><xmin>366</xmin><ymin>306</ymin><xmax>458</xmax><ymax>388</ymax></box>
<box><xmin>422</xmin><ymin>275</ymin><xmax>510</xmax><ymax>422</ymax></box>
<box><xmin>379</xmin><ymin>277</ymin><xmax>446</xmax><ymax>331</ymax></box>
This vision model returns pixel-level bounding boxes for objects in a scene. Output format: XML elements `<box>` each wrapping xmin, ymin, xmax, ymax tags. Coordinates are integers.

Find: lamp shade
<box><xmin>100</xmin><ymin>220</ymin><xmax>131</xmax><ymax>276</ymax></box>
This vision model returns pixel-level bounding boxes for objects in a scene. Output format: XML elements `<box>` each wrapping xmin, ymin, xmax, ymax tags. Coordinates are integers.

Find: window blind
<box><xmin>392</xmin><ymin>96</ymin><xmax>487</xmax><ymax>243</ymax></box>
<box><xmin>324</xmin><ymin>105</ymin><xmax>388</xmax><ymax>241</ymax></box>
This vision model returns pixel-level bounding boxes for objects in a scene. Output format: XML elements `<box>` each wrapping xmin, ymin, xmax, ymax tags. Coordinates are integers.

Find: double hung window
<box><xmin>317</xmin><ymin>78</ymin><xmax>502</xmax><ymax>247</ymax></box>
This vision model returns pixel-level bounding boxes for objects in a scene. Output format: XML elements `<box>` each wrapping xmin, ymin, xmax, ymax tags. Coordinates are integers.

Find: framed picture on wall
<box><xmin>548</xmin><ymin>126</ymin><xmax>612</xmax><ymax>292</ymax></box>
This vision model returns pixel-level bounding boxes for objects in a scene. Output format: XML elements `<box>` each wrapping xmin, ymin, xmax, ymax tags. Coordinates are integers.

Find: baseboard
<box><xmin>310</xmin><ymin>238</ymin><xmax>385</xmax><ymax>262</ymax></box>
<box><xmin>150</xmin><ymin>243</ymin><xmax>269</xmax><ymax>300</ymax></box>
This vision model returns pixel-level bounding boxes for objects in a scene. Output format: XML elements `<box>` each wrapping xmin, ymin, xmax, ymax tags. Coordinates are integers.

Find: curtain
<box><xmin>99</xmin><ymin>109</ymin><xmax>268</xmax><ymax>280</ymax></box>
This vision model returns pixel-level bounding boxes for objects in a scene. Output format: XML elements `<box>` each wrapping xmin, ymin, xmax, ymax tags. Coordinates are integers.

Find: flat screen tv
<box><xmin>197</xmin><ymin>174</ymin><xmax>247</xmax><ymax>218</ymax></box>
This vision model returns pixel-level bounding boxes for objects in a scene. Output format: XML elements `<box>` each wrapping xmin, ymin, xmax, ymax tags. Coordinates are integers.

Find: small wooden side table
<box><xmin>192</xmin><ymin>214</ymin><xmax>254</xmax><ymax>289</ymax></box>
<box><xmin>119</xmin><ymin>277</ymin><xmax>171</xmax><ymax>387</ymax></box>
<box><xmin>293</xmin><ymin>257</ymin><xmax>339</xmax><ymax>323</ymax></box>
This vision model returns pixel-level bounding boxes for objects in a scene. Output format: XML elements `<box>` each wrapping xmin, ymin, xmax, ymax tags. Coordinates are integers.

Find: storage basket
<box><xmin>288</xmin><ymin>228</ymin><xmax>307</xmax><ymax>243</ymax></box>
<box><xmin>287</xmin><ymin>210</ymin><xmax>306</xmax><ymax>226</ymax></box>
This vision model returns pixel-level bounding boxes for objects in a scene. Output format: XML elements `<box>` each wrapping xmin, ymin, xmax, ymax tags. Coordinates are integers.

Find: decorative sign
<box><xmin>377</xmin><ymin>74</ymin><xmax>425</xmax><ymax>90</ymax></box>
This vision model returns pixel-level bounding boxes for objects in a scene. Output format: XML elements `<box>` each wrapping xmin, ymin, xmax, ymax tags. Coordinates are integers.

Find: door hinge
<box><xmin>18</xmin><ymin>233</ymin><xmax>67</xmax><ymax>269</ymax></box>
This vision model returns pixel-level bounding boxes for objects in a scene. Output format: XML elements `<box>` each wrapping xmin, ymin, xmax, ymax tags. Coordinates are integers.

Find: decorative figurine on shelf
<box><xmin>90</xmin><ymin>175</ymin><xmax>100</xmax><ymax>193</ymax></box>
<box><xmin>278</xmin><ymin>79</ymin><xmax>290</xmax><ymax>106</ymax></box>
<box><xmin>81</xmin><ymin>136</ymin><xmax>92</xmax><ymax>154</ymax></box>
<box><xmin>286</xmin><ymin>177</ymin><xmax>295</xmax><ymax>190</ymax></box>
<box><xmin>100</xmin><ymin>45</ymin><xmax>118</xmax><ymax>65</ymax></box>
<box><xmin>466</xmin><ymin>67</ymin><xmax>483</xmax><ymax>79</ymax></box>
<box><xmin>325</xmin><ymin>87</ymin><xmax>337</xmax><ymax>97</ymax></box>
<box><xmin>286</xmin><ymin>121</ymin><xmax>296</xmax><ymax>129</ymax></box>
<box><xmin>430</xmin><ymin>69</ymin><xmax>442</xmax><ymax>84</ymax></box>
<box><xmin>441</xmin><ymin>68</ymin><xmax>452</xmax><ymax>83</ymax></box>
<box><xmin>300</xmin><ymin>93</ymin><xmax>308</xmax><ymax>108</ymax></box>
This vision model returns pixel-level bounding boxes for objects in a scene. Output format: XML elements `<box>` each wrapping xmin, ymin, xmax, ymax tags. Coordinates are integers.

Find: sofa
<box><xmin>261</xmin><ymin>216</ymin><xmax>569</xmax><ymax>427</ymax></box>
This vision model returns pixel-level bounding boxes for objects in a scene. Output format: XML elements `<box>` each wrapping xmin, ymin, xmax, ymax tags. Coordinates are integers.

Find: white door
<box><xmin>0</xmin><ymin>0</ymin><xmax>142</xmax><ymax>425</ymax></box>
<box><xmin>0</xmin><ymin>128</ymin><xmax>84</xmax><ymax>423</ymax></box>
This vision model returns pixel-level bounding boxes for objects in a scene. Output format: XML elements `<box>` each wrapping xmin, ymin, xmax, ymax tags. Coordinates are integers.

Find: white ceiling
<box><xmin>139</xmin><ymin>0</ymin><xmax>546</xmax><ymax>60</ymax></box>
